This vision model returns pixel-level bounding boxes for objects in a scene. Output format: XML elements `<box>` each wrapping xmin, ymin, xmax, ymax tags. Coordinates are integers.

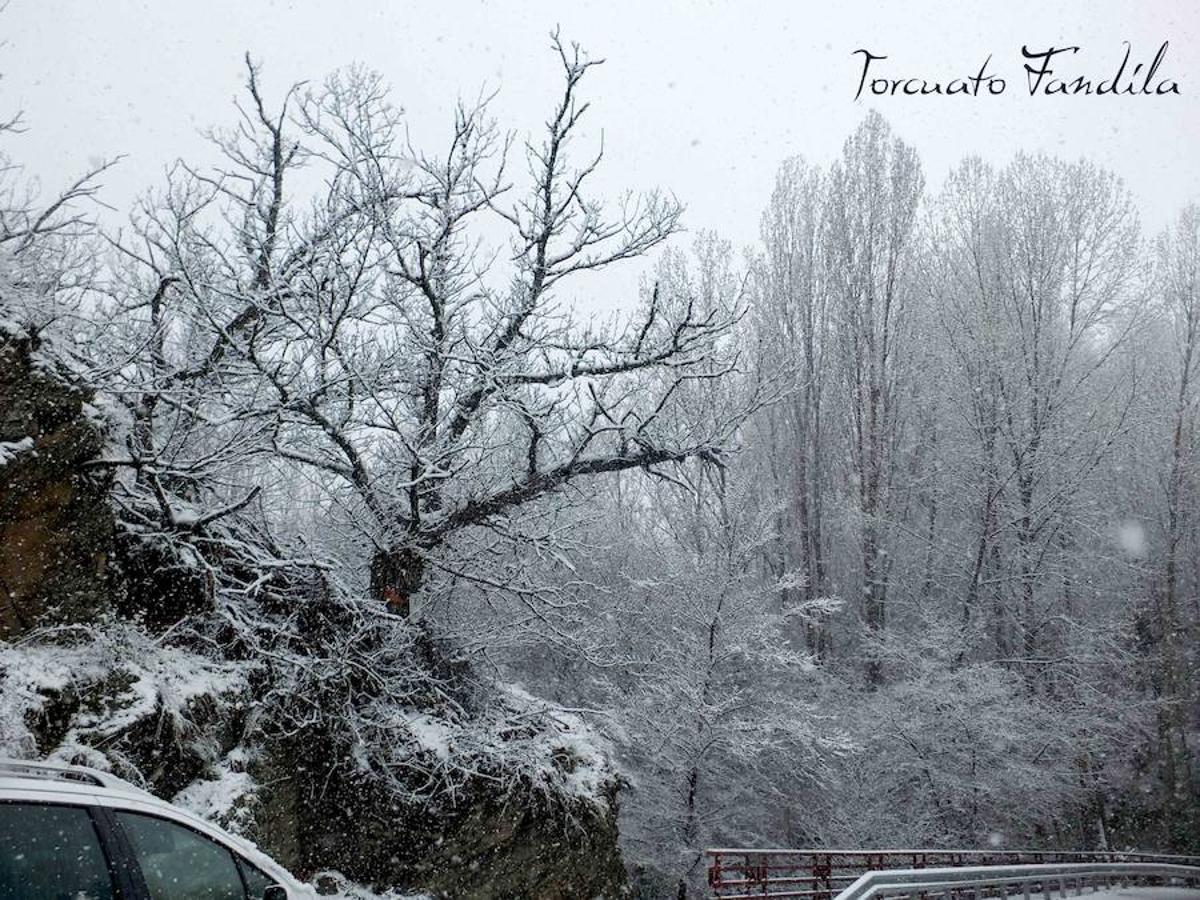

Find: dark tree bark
<box><xmin>369</xmin><ymin>547</ymin><xmax>427</xmax><ymax>617</ymax></box>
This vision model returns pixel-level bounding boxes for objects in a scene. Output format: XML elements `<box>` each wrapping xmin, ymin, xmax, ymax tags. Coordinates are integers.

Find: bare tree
<box><xmin>1152</xmin><ymin>203</ymin><xmax>1200</xmax><ymax>821</ymax></box>
<box><xmin>927</xmin><ymin>155</ymin><xmax>1142</xmax><ymax>678</ymax></box>
<box><xmin>109</xmin><ymin>36</ymin><xmax>746</xmax><ymax>619</ymax></box>
<box><xmin>581</xmin><ymin>454</ymin><xmax>842</xmax><ymax>900</ymax></box>
<box><xmin>751</xmin><ymin>156</ymin><xmax>835</xmax><ymax>657</ymax></box>
<box><xmin>825</xmin><ymin>112</ymin><xmax>923</xmax><ymax>686</ymax></box>
<box><xmin>0</xmin><ymin>108</ymin><xmax>114</xmax><ymax>336</ymax></box>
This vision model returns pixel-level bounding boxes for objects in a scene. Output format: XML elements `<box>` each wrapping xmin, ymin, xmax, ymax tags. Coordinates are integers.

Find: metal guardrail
<box><xmin>705</xmin><ymin>849</ymin><xmax>1200</xmax><ymax>899</ymax></box>
<box><xmin>835</xmin><ymin>861</ymin><xmax>1200</xmax><ymax>899</ymax></box>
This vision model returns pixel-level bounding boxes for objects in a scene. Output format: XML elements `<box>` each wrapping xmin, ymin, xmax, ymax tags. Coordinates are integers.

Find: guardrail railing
<box><xmin>705</xmin><ymin>849</ymin><xmax>1200</xmax><ymax>899</ymax></box>
<box><xmin>836</xmin><ymin>861</ymin><xmax>1200</xmax><ymax>899</ymax></box>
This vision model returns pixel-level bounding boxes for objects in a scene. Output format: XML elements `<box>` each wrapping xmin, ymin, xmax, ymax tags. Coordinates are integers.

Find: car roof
<box><xmin>0</xmin><ymin>758</ymin><xmax>157</xmax><ymax>801</ymax></box>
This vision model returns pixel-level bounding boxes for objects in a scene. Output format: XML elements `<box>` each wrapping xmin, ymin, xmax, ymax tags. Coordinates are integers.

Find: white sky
<box><xmin>3</xmin><ymin>0</ymin><xmax>1198</xmax><ymax>311</ymax></box>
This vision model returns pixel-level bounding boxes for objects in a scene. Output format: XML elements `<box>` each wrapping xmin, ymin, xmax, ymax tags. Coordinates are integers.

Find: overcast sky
<box><xmin>4</xmin><ymin>1</ymin><xmax>1198</xmax><ymax>310</ymax></box>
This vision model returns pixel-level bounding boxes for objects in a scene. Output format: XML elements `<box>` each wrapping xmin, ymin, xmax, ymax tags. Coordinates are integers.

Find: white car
<box><xmin>0</xmin><ymin>758</ymin><xmax>312</xmax><ymax>899</ymax></box>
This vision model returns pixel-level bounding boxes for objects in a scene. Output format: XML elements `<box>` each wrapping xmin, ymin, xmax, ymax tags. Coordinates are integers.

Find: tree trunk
<box><xmin>863</xmin><ymin>517</ymin><xmax>886</xmax><ymax>688</ymax></box>
<box><xmin>1159</xmin><ymin>326</ymin><xmax>1195</xmax><ymax>812</ymax></box>
<box><xmin>369</xmin><ymin>546</ymin><xmax>426</xmax><ymax>616</ymax></box>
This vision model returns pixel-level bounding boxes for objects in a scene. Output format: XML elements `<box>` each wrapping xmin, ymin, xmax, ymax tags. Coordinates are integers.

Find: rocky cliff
<box><xmin>0</xmin><ymin>317</ymin><xmax>628</xmax><ymax>899</ymax></box>
<box><xmin>0</xmin><ymin>320</ymin><xmax>114</xmax><ymax>639</ymax></box>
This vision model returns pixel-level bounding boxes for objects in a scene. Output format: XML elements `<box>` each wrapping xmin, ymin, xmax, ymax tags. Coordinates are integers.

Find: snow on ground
<box><xmin>0</xmin><ymin>436</ymin><xmax>34</xmax><ymax>466</ymax></box>
<box><xmin>330</xmin><ymin>887</ymin><xmax>431</xmax><ymax>900</ymax></box>
<box><xmin>172</xmin><ymin>748</ymin><xmax>258</xmax><ymax>833</ymax></box>
<box><xmin>310</xmin><ymin>871</ymin><xmax>431</xmax><ymax>899</ymax></box>
<box><xmin>497</xmin><ymin>682</ymin><xmax>614</xmax><ymax>804</ymax></box>
<box><xmin>398</xmin><ymin>711</ymin><xmax>455</xmax><ymax>762</ymax></box>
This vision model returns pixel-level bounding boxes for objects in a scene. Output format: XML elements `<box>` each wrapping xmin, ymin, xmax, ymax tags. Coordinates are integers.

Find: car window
<box><xmin>0</xmin><ymin>802</ymin><xmax>116</xmax><ymax>900</ymax></box>
<box><xmin>237</xmin><ymin>857</ymin><xmax>277</xmax><ymax>898</ymax></box>
<box><xmin>115</xmin><ymin>810</ymin><xmax>245</xmax><ymax>900</ymax></box>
